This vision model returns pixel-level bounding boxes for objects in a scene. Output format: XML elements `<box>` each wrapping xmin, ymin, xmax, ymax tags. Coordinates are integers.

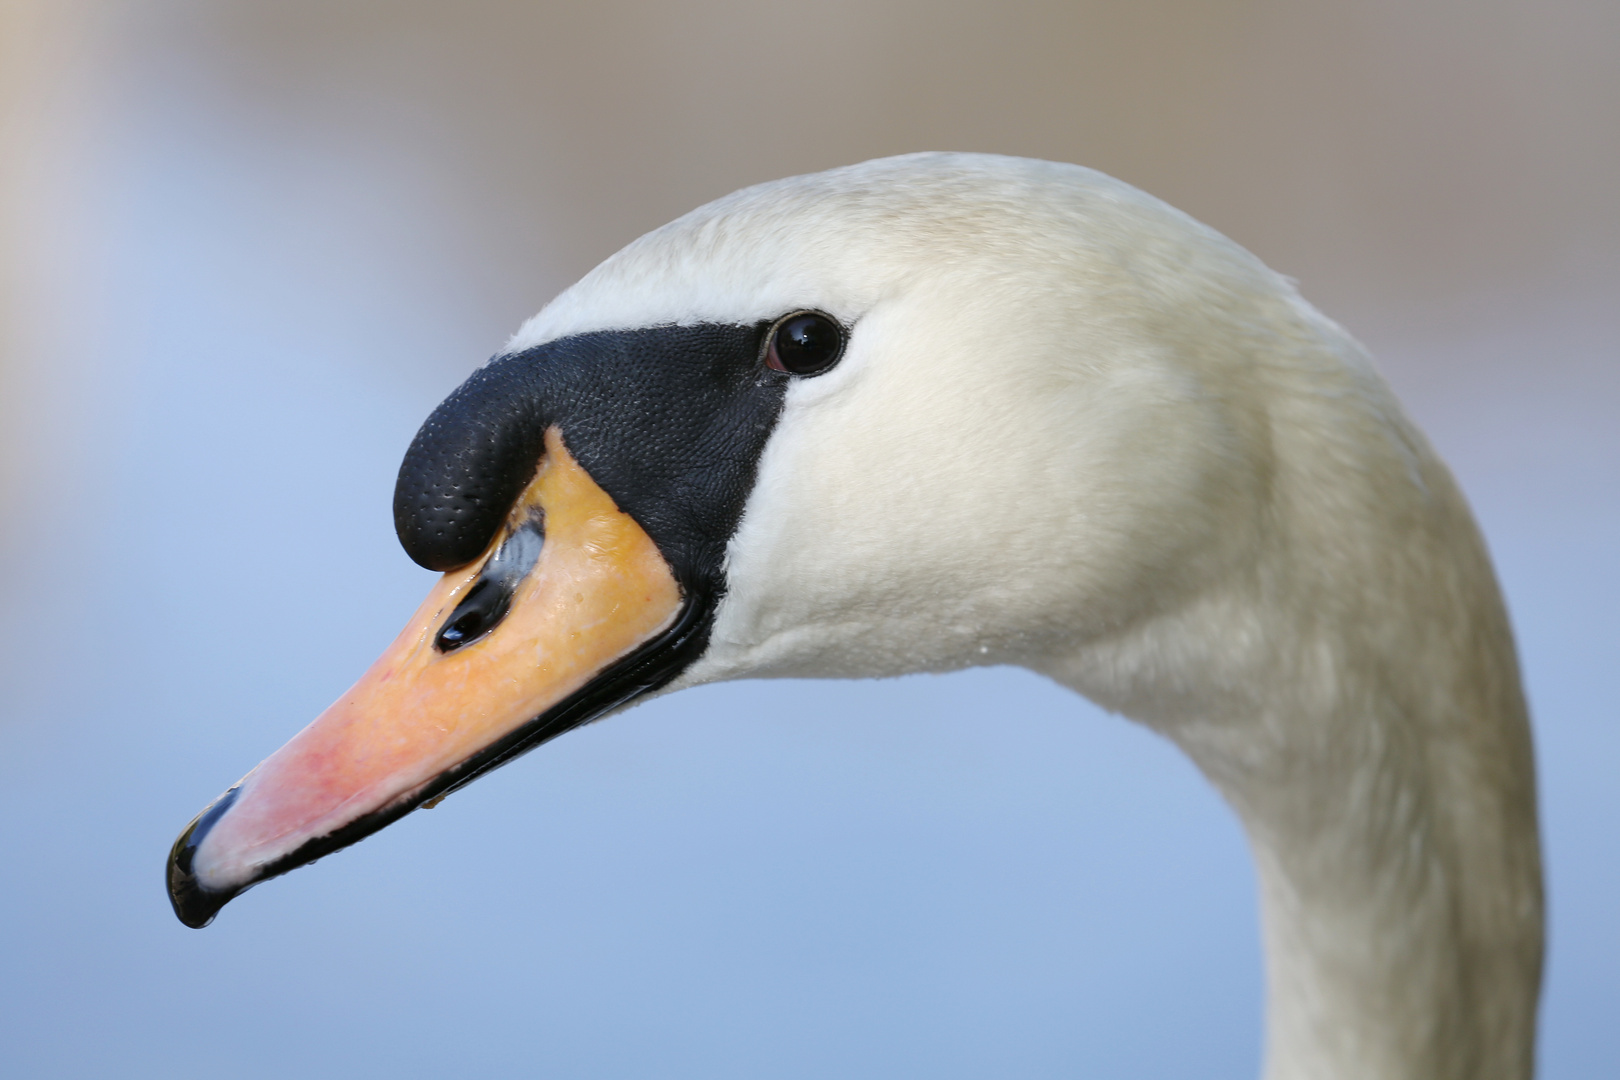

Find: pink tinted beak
<box><xmin>167</xmin><ymin>430</ymin><xmax>687</xmax><ymax>927</ymax></box>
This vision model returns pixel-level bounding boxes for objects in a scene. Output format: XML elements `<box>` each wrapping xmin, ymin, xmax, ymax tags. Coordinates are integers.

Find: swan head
<box><xmin>533</xmin><ymin>152</ymin><xmax>1292</xmax><ymax>687</ymax></box>
<box><xmin>167</xmin><ymin>152</ymin><xmax>1346</xmax><ymax>927</ymax></box>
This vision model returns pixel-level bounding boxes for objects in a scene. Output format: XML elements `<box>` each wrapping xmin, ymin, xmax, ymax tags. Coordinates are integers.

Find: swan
<box><xmin>166</xmin><ymin>152</ymin><xmax>1542</xmax><ymax>1080</ymax></box>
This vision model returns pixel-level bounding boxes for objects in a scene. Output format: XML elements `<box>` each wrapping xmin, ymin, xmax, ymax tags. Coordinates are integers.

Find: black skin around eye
<box><xmin>767</xmin><ymin>312</ymin><xmax>844</xmax><ymax>375</ymax></box>
<box><xmin>435</xmin><ymin>515</ymin><xmax>544</xmax><ymax>652</ymax></box>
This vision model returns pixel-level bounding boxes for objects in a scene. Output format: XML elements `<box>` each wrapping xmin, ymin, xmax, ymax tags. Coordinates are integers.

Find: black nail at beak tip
<box><xmin>166</xmin><ymin>862</ymin><xmax>233</xmax><ymax>929</ymax></box>
<box><xmin>166</xmin><ymin>786</ymin><xmax>242</xmax><ymax>929</ymax></box>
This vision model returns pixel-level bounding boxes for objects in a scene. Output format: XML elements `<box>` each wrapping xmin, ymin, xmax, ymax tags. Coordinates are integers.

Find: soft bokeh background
<box><xmin>2</xmin><ymin>2</ymin><xmax>1615</xmax><ymax>1076</ymax></box>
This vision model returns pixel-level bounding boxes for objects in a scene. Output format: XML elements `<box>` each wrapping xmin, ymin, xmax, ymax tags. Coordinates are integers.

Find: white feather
<box><xmin>513</xmin><ymin>153</ymin><xmax>1542</xmax><ymax>1080</ymax></box>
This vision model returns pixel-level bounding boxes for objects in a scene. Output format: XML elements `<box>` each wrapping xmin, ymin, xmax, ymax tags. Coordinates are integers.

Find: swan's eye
<box><xmin>765</xmin><ymin>311</ymin><xmax>845</xmax><ymax>376</ymax></box>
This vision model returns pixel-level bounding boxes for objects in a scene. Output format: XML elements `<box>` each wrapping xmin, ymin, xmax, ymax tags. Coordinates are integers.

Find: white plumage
<box><xmin>509</xmin><ymin>153</ymin><xmax>1543</xmax><ymax>1080</ymax></box>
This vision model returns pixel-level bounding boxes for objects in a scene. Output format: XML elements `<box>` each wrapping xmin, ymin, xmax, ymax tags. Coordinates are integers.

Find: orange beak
<box><xmin>168</xmin><ymin>428</ymin><xmax>686</xmax><ymax>927</ymax></box>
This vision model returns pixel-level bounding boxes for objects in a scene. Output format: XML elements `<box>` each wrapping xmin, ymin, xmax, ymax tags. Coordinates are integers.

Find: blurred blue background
<box><xmin>1</xmin><ymin>3</ymin><xmax>1614</xmax><ymax>1077</ymax></box>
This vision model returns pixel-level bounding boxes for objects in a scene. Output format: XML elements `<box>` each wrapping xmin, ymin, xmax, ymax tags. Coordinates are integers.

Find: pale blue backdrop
<box><xmin>0</xmin><ymin>6</ymin><xmax>1614</xmax><ymax>1078</ymax></box>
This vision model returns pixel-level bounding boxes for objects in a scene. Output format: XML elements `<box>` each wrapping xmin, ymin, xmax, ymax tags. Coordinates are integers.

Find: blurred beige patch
<box><xmin>135</xmin><ymin>0</ymin><xmax>1619</xmax><ymax>331</ymax></box>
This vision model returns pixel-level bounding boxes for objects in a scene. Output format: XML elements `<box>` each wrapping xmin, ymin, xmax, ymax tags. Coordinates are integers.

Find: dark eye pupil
<box><xmin>771</xmin><ymin>312</ymin><xmax>843</xmax><ymax>375</ymax></box>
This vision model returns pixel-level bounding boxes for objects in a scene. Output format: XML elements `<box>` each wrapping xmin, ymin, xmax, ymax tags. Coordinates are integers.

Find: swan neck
<box><xmin>1236</xmin><ymin>702</ymin><xmax>1544</xmax><ymax>1080</ymax></box>
<box><xmin>1046</xmin><ymin>463</ymin><xmax>1543</xmax><ymax>1080</ymax></box>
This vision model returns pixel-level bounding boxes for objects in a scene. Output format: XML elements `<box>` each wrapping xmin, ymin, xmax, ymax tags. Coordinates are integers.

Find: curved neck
<box><xmin>1224</xmin><ymin>651</ymin><xmax>1544</xmax><ymax>1080</ymax></box>
<box><xmin>1042</xmin><ymin>404</ymin><xmax>1543</xmax><ymax>1080</ymax></box>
